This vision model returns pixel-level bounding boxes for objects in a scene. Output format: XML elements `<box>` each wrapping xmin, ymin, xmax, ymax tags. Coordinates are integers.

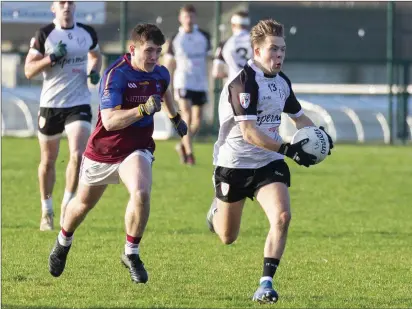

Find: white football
<box><xmin>291</xmin><ymin>126</ymin><xmax>330</xmax><ymax>164</ymax></box>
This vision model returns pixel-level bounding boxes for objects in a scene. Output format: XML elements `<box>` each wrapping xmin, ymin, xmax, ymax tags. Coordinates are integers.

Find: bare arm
<box><xmin>24</xmin><ymin>52</ymin><xmax>52</xmax><ymax>79</ymax></box>
<box><xmin>212</xmin><ymin>60</ymin><xmax>228</xmax><ymax>79</ymax></box>
<box><xmin>101</xmin><ymin>107</ymin><xmax>144</xmax><ymax>131</ymax></box>
<box><xmin>161</xmin><ymin>86</ymin><xmax>179</xmax><ymax>118</ymax></box>
<box><xmin>88</xmin><ymin>49</ymin><xmax>102</xmax><ymax>74</ymax></box>
<box><xmin>164</xmin><ymin>55</ymin><xmax>175</xmax><ymax>74</ymax></box>
<box><xmin>289</xmin><ymin>113</ymin><xmax>315</xmax><ymax>129</ymax></box>
<box><xmin>239</xmin><ymin>120</ymin><xmax>283</xmax><ymax>152</ymax></box>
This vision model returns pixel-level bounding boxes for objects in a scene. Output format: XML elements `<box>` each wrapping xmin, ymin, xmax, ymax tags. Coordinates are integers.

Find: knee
<box><xmin>275</xmin><ymin>211</ymin><xmax>292</xmax><ymax>231</ymax></box>
<box><xmin>219</xmin><ymin>233</ymin><xmax>238</xmax><ymax>245</ymax></box>
<box><xmin>69</xmin><ymin>151</ymin><xmax>83</xmax><ymax>166</ymax></box>
<box><xmin>131</xmin><ymin>189</ymin><xmax>151</xmax><ymax>207</ymax></box>
<box><xmin>39</xmin><ymin>158</ymin><xmax>56</xmax><ymax>171</ymax></box>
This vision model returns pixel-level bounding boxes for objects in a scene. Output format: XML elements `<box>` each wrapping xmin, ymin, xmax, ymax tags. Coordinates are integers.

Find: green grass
<box><xmin>2</xmin><ymin>137</ymin><xmax>412</xmax><ymax>308</ymax></box>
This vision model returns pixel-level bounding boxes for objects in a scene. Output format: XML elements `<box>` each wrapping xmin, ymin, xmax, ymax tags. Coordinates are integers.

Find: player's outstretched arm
<box><xmin>161</xmin><ymin>87</ymin><xmax>188</xmax><ymax>137</ymax></box>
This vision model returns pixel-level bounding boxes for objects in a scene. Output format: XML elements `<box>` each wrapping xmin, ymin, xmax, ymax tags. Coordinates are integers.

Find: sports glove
<box><xmin>170</xmin><ymin>113</ymin><xmax>188</xmax><ymax>137</ymax></box>
<box><xmin>138</xmin><ymin>95</ymin><xmax>162</xmax><ymax>116</ymax></box>
<box><xmin>278</xmin><ymin>138</ymin><xmax>317</xmax><ymax>167</ymax></box>
<box><xmin>319</xmin><ymin>126</ymin><xmax>334</xmax><ymax>155</ymax></box>
<box><xmin>88</xmin><ymin>70</ymin><xmax>101</xmax><ymax>85</ymax></box>
<box><xmin>50</xmin><ymin>40</ymin><xmax>67</xmax><ymax>62</ymax></box>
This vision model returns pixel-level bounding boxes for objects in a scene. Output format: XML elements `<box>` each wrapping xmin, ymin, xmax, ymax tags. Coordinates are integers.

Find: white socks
<box><xmin>58</xmin><ymin>230</ymin><xmax>73</xmax><ymax>247</ymax></box>
<box><xmin>125</xmin><ymin>242</ymin><xmax>140</xmax><ymax>255</ymax></box>
<box><xmin>62</xmin><ymin>191</ymin><xmax>75</xmax><ymax>207</ymax></box>
<box><xmin>260</xmin><ymin>276</ymin><xmax>273</xmax><ymax>284</ymax></box>
<box><xmin>41</xmin><ymin>198</ymin><xmax>53</xmax><ymax>214</ymax></box>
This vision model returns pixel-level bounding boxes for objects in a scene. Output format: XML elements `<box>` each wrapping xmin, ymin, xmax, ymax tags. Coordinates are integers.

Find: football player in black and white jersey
<box><xmin>164</xmin><ymin>4</ymin><xmax>211</xmax><ymax>165</ymax></box>
<box><xmin>206</xmin><ymin>20</ymin><xmax>334</xmax><ymax>303</ymax></box>
<box><xmin>212</xmin><ymin>11</ymin><xmax>252</xmax><ymax>81</ymax></box>
<box><xmin>24</xmin><ymin>1</ymin><xmax>102</xmax><ymax>231</ymax></box>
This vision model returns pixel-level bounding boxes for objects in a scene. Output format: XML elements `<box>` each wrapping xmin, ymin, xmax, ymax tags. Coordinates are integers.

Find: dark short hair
<box><xmin>180</xmin><ymin>4</ymin><xmax>196</xmax><ymax>14</ymax></box>
<box><xmin>130</xmin><ymin>23</ymin><xmax>165</xmax><ymax>46</ymax></box>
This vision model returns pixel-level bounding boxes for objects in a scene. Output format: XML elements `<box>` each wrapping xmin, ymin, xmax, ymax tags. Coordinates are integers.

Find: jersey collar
<box><xmin>53</xmin><ymin>18</ymin><xmax>75</xmax><ymax>30</ymax></box>
<box><xmin>247</xmin><ymin>59</ymin><xmax>277</xmax><ymax>78</ymax></box>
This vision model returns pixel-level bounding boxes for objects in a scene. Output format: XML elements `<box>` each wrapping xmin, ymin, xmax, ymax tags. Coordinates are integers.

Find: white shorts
<box><xmin>79</xmin><ymin>150</ymin><xmax>154</xmax><ymax>186</ymax></box>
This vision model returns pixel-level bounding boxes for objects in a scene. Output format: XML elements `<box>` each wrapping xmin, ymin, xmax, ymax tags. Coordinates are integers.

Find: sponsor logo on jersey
<box><xmin>51</xmin><ymin>55</ymin><xmax>87</xmax><ymax>68</ymax></box>
<box><xmin>257</xmin><ymin>114</ymin><xmax>281</xmax><ymax>126</ymax></box>
<box><xmin>239</xmin><ymin>93</ymin><xmax>250</xmax><ymax>109</ymax></box>
<box><xmin>128</xmin><ymin>83</ymin><xmax>138</xmax><ymax>88</ymax></box>
<box><xmin>125</xmin><ymin>95</ymin><xmax>151</xmax><ymax>103</ymax></box>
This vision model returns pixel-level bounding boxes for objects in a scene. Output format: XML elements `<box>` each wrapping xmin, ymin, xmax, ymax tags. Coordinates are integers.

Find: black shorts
<box><xmin>38</xmin><ymin>104</ymin><xmax>92</xmax><ymax>136</ymax></box>
<box><xmin>214</xmin><ymin>160</ymin><xmax>291</xmax><ymax>203</ymax></box>
<box><xmin>175</xmin><ymin>89</ymin><xmax>208</xmax><ymax>106</ymax></box>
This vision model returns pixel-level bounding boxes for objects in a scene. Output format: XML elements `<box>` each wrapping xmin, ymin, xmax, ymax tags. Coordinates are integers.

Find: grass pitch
<box><xmin>2</xmin><ymin>137</ymin><xmax>412</xmax><ymax>308</ymax></box>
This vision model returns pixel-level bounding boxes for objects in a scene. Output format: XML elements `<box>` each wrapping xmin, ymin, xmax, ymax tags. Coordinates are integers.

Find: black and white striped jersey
<box><xmin>29</xmin><ymin>19</ymin><xmax>99</xmax><ymax>108</ymax></box>
<box><xmin>213</xmin><ymin>59</ymin><xmax>304</xmax><ymax>169</ymax></box>
<box><xmin>214</xmin><ymin>29</ymin><xmax>252</xmax><ymax>81</ymax></box>
<box><xmin>165</xmin><ymin>25</ymin><xmax>211</xmax><ymax>91</ymax></box>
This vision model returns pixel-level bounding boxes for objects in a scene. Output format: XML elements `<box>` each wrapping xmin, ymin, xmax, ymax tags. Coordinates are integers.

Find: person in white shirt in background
<box><xmin>164</xmin><ymin>4</ymin><xmax>211</xmax><ymax>166</ymax></box>
<box><xmin>212</xmin><ymin>11</ymin><xmax>253</xmax><ymax>82</ymax></box>
<box><xmin>24</xmin><ymin>1</ymin><xmax>102</xmax><ymax>231</ymax></box>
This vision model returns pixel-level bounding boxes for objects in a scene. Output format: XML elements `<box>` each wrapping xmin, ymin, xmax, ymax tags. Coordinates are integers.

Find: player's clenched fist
<box><xmin>170</xmin><ymin>113</ymin><xmax>188</xmax><ymax>137</ymax></box>
<box><xmin>138</xmin><ymin>95</ymin><xmax>162</xmax><ymax>116</ymax></box>
<box><xmin>278</xmin><ymin>138</ymin><xmax>317</xmax><ymax>167</ymax></box>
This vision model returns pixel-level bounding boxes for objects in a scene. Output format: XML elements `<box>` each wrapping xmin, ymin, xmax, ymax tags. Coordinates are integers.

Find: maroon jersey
<box><xmin>84</xmin><ymin>54</ymin><xmax>170</xmax><ymax>163</ymax></box>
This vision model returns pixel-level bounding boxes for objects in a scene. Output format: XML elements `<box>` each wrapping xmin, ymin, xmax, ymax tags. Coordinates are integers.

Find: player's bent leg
<box><xmin>252</xmin><ymin>182</ymin><xmax>291</xmax><ymax>304</ymax></box>
<box><xmin>211</xmin><ymin>197</ymin><xmax>246</xmax><ymax>245</ymax></box>
<box><xmin>118</xmin><ymin>150</ymin><xmax>153</xmax><ymax>283</ymax></box>
<box><xmin>38</xmin><ymin>133</ymin><xmax>61</xmax><ymax>231</ymax></box>
<box><xmin>61</xmin><ymin>120</ymin><xmax>91</xmax><ymax>226</ymax></box>
<box><xmin>49</xmin><ymin>182</ymin><xmax>107</xmax><ymax>277</ymax></box>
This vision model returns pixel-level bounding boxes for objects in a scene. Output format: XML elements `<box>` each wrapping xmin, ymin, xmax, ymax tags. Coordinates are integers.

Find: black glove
<box><xmin>170</xmin><ymin>113</ymin><xmax>188</xmax><ymax>137</ymax></box>
<box><xmin>319</xmin><ymin>126</ymin><xmax>334</xmax><ymax>155</ymax></box>
<box><xmin>138</xmin><ymin>95</ymin><xmax>162</xmax><ymax>116</ymax></box>
<box><xmin>278</xmin><ymin>138</ymin><xmax>317</xmax><ymax>167</ymax></box>
<box><xmin>88</xmin><ymin>70</ymin><xmax>101</xmax><ymax>85</ymax></box>
<box><xmin>50</xmin><ymin>40</ymin><xmax>67</xmax><ymax>62</ymax></box>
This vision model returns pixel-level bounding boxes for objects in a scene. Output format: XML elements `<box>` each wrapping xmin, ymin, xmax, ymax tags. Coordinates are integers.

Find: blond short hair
<box><xmin>250</xmin><ymin>19</ymin><xmax>284</xmax><ymax>48</ymax></box>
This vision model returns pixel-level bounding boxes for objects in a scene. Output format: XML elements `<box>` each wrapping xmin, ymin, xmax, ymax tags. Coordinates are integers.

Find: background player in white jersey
<box><xmin>24</xmin><ymin>1</ymin><xmax>102</xmax><ymax>231</ymax></box>
<box><xmin>206</xmin><ymin>19</ymin><xmax>334</xmax><ymax>303</ymax></box>
<box><xmin>164</xmin><ymin>4</ymin><xmax>211</xmax><ymax>165</ymax></box>
<box><xmin>212</xmin><ymin>11</ymin><xmax>253</xmax><ymax>81</ymax></box>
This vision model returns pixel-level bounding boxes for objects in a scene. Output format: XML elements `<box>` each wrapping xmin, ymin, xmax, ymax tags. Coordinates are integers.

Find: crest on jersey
<box><xmin>220</xmin><ymin>182</ymin><xmax>230</xmax><ymax>196</ymax></box>
<box><xmin>38</xmin><ymin>116</ymin><xmax>46</xmax><ymax>129</ymax></box>
<box><xmin>239</xmin><ymin>93</ymin><xmax>251</xmax><ymax>109</ymax></box>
